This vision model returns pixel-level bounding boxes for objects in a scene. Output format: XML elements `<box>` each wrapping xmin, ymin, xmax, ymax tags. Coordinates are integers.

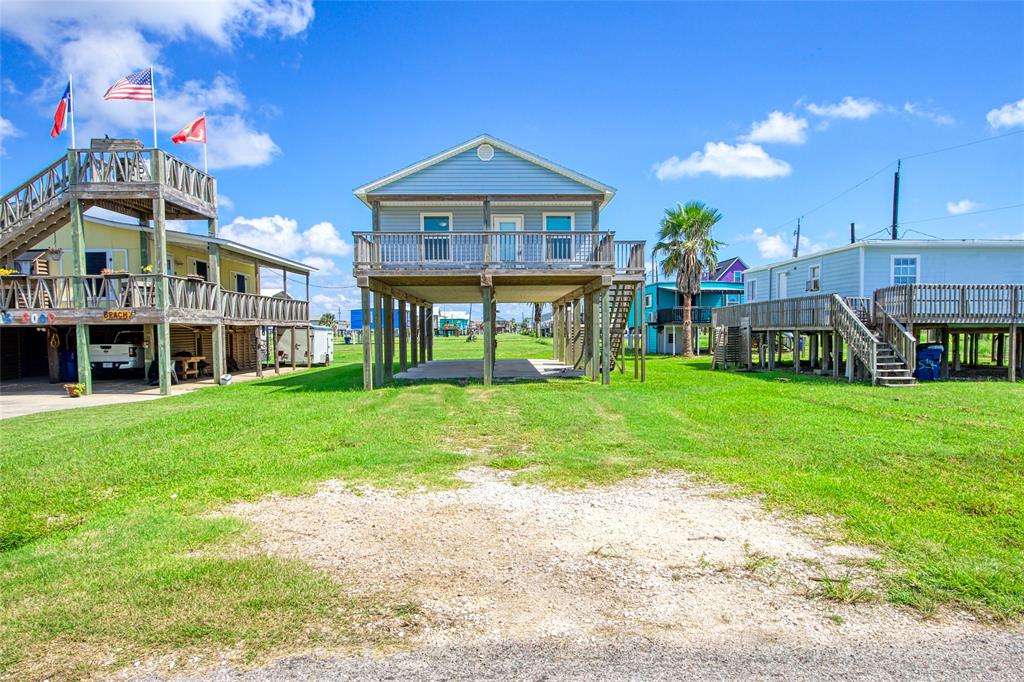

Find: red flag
<box><xmin>51</xmin><ymin>82</ymin><xmax>72</xmax><ymax>138</ymax></box>
<box><xmin>171</xmin><ymin>115</ymin><xmax>206</xmax><ymax>144</ymax></box>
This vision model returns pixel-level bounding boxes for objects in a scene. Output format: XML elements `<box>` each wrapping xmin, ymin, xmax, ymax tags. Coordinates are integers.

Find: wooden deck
<box><xmin>711</xmin><ymin>284</ymin><xmax>1022</xmax><ymax>384</ymax></box>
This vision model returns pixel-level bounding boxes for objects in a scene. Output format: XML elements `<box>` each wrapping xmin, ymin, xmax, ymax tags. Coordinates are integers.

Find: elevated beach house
<box><xmin>1</xmin><ymin>139</ymin><xmax>314</xmax><ymax>396</ymax></box>
<box><xmin>714</xmin><ymin>239</ymin><xmax>1024</xmax><ymax>384</ymax></box>
<box><xmin>351</xmin><ymin>134</ymin><xmax>646</xmax><ymax>388</ymax></box>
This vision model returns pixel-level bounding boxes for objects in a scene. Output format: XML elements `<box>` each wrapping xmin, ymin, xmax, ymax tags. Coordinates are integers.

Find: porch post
<box><xmin>361</xmin><ymin>287</ymin><xmax>373</xmax><ymax>389</ymax></box>
<box><xmin>410</xmin><ymin>304</ymin><xmax>419</xmax><ymax>368</ymax></box>
<box><xmin>398</xmin><ymin>299</ymin><xmax>408</xmax><ymax>373</ymax></box>
<box><xmin>305</xmin><ymin>273</ymin><xmax>312</xmax><ymax>369</ymax></box>
<box><xmin>373</xmin><ymin>291</ymin><xmax>384</xmax><ymax>386</ymax></box>
<box><xmin>208</xmin><ymin>240</ymin><xmax>225</xmax><ymax>383</ymax></box>
<box><xmin>768</xmin><ymin>332</ymin><xmax>776</xmax><ymax>371</ymax></box>
<box><xmin>940</xmin><ymin>327</ymin><xmax>950</xmax><ymax>380</ymax></box>
<box><xmin>152</xmin><ymin>182</ymin><xmax>172</xmax><ymax>396</ymax></box>
<box><xmin>383</xmin><ymin>294</ymin><xmax>394</xmax><ymax>380</ymax></box>
<box><xmin>1009</xmin><ymin>325</ymin><xmax>1017</xmax><ymax>383</ymax></box>
<box><xmin>419</xmin><ymin>305</ymin><xmax>428</xmax><ymax>364</ymax></box>
<box><xmin>583</xmin><ymin>291</ymin><xmax>594</xmax><ymax>377</ymax></box>
<box><xmin>601</xmin><ymin>286</ymin><xmax>611</xmax><ymax>385</ymax></box>
<box><xmin>273</xmin><ymin>327</ymin><xmax>281</xmax><ymax>374</ymax></box>
<box><xmin>590</xmin><ymin>290</ymin><xmax>600</xmax><ymax>382</ymax></box>
<box><xmin>793</xmin><ymin>330</ymin><xmax>801</xmax><ymax>374</ymax></box>
<box><xmin>427</xmin><ymin>307</ymin><xmax>434</xmax><ymax>360</ymax></box>
<box><xmin>483</xmin><ymin>286</ymin><xmax>494</xmax><ymax>385</ymax></box>
<box><xmin>634</xmin><ymin>286</ymin><xmax>641</xmax><ymax>378</ymax></box>
<box><xmin>69</xmin><ymin>192</ymin><xmax>93</xmax><ymax>395</ymax></box>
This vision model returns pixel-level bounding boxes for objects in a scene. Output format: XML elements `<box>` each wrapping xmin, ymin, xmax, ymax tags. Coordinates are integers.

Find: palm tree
<box><xmin>652</xmin><ymin>201</ymin><xmax>723</xmax><ymax>357</ymax></box>
<box><xmin>318</xmin><ymin>312</ymin><xmax>336</xmax><ymax>328</ymax></box>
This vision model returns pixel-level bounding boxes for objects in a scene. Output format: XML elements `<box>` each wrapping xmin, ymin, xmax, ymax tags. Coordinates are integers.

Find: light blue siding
<box><xmin>369</xmin><ymin>148</ymin><xmax>599</xmax><ymax>196</ymax></box>
<box><xmin>743</xmin><ymin>242</ymin><xmax>1024</xmax><ymax>301</ymax></box>
<box><xmin>378</xmin><ymin>204</ymin><xmax>593</xmax><ymax>232</ymax></box>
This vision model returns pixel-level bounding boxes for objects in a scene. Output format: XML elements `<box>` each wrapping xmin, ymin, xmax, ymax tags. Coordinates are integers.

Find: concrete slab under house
<box><xmin>350</xmin><ymin>134</ymin><xmax>648</xmax><ymax>388</ymax></box>
<box><xmin>1</xmin><ymin>138</ymin><xmax>317</xmax><ymax>402</ymax></box>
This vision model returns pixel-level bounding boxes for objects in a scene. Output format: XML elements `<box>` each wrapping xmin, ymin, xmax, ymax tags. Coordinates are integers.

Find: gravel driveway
<box><xmin>139</xmin><ymin>469</ymin><xmax>1023</xmax><ymax>680</ymax></box>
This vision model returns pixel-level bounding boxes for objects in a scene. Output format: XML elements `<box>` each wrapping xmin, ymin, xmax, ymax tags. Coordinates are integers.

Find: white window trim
<box><xmin>890</xmin><ymin>254</ymin><xmax>921</xmax><ymax>285</ymax></box>
<box><xmin>230</xmin><ymin>270</ymin><xmax>253</xmax><ymax>293</ymax></box>
<box><xmin>84</xmin><ymin>248</ymin><xmax>129</xmax><ymax>272</ymax></box>
<box><xmin>644</xmin><ymin>294</ymin><xmax>653</xmax><ymax>308</ymax></box>
<box><xmin>807</xmin><ymin>263</ymin><xmax>822</xmax><ymax>291</ymax></box>
<box><xmin>748</xmin><ymin>279</ymin><xmax>757</xmax><ymax>301</ymax></box>
<box><xmin>733</xmin><ymin>271</ymin><xmax>743</xmax><ymax>282</ymax></box>
<box><xmin>419</xmin><ymin>212</ymin><xmax>454</xmax><ymax>231</ymax></box>
<box><xmin>491</xmin><ymin>214</ymin><xmax>524</xmax><ymax>231</ymax></box>
<box><xmin>777</xmin><ymin>271</ymin><xmax>789</xmax><ymax>298</ymax></box>
<box><xmin>542</xmin><ymin>212</ymin><xmax>576</xmax><ymax>231</ymax></box>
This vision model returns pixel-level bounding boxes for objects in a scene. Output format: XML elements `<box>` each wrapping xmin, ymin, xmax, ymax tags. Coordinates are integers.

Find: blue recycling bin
<box><xmin>913</xmin><ymin>344</ymin><xmax>944</xmax><ymax>381</ymax></box>
<box><xmin>59</xmin><ymin>351</ymin><xmax>78</xmax><ymax>382</ymax></box>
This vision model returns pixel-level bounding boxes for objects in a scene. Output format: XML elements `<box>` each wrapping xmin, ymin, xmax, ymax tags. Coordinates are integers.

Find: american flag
<box><xmin>103</xmin><ymin>67</ymin><xmax>153</xmax><ymax>101</ymax></box>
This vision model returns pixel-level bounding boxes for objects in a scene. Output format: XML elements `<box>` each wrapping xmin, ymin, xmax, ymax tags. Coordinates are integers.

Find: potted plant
<box><xmin>63</xmin><ymin>382</ymin><xmax>86</xmax><ymax>398</ymax></box>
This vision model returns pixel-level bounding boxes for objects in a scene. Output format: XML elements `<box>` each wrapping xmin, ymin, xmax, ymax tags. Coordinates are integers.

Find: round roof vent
<box><xmin>476</xmin><ymin>143</ymin><xmax>494</xmax><ymax>161</ymax></box>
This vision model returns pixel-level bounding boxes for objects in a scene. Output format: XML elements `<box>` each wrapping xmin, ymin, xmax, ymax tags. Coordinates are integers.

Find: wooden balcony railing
<box><xmin>353</xmin><ymin>230</ymin><xmax>617</xmax><ymax>270</ymax></box>
<box><xmin>713</xmin><ymin>294</ymin><xmax>835</xmax><ymax>330</ymax></box>
<box><xmin>614</xmin><ymin>240</ymin><xmax>646</xmax><ymax>275</ymax></box>
<box><xmin>221</xmin><ymin>290</ymin><xmax>308</xmax><ymax>322</ymax></box>
<box><xmin>651</xmin><ymin>306</ymin><xmax>714</xmax><ymax>325</ymax></box>
<box><xmin>1</xmin><ymin>149</ymin><xmax>215</xmax><ymax>239</ymax></box>
<box><xmin>1</xmin><ymin>274</ymin><xmax>305</xmax><ymax>324</ymax></box>
<box><xmin>874</xmin><ymin>284</ymin><xmax>1024</xmax><ymax>324</ymax></box>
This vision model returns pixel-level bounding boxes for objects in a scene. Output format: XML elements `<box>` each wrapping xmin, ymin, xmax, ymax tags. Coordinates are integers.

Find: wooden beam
<box><xmin>383</xmin><ymin>294</ymin><xmax>394</xmax><ymax>380</ymax></box>
<box><xmin>483</xmin><ymin>286</ymin><xmax>494</xmax><ymax>385</ymax></box>
<box><xmin>409</xmin><ymin>304</ymin><xmax>419</xmax><ymax>369</ymax></box>
<box><xmin>398</xmin><ymin>299</ymin><xmax>408</xmax><ymax>373</ymax></box>
<box><xmin>373</xmin><ymin>292</ymin><xmax>384</xmax><ymax>386</ymax></box>
<box><xmin>361</xmin><ymin>287</ymin><xmax>373</xmax><ymax>389</ymax></box>
<box><xmin>601</xmin><ymin>286</ymin><xmax>610</xmax><ymax>384</ymax></box>
<box><xmin>1009</xmin><ymin>325</ymin><xmax>1018</xmax><ymax>383</ymax></box>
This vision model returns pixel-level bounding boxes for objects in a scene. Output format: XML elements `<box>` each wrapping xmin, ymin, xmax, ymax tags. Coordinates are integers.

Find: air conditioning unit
<box><xmin>646</xmin><ymin>311</ymin><xmax>658</xmax><ymax>323</ymax></box>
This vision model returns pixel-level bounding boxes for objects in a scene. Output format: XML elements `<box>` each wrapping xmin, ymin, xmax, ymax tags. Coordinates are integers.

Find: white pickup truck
<box><xmin>90</xmin><ymin>331</ymin><xmax>144</xmax><ymax>372</ymax></box>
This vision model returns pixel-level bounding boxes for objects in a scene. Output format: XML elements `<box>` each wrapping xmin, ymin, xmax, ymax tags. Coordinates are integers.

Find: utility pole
<box><xmin>850</xmin><ymin>222</ymin><xmax>856</xmax><ymax>244</ymax></box>
<box><xmin>792</xmin><ymin>217</ymin><xmax>801</xmax><ymax>258</ymax></box>
<box><xmin>891</xmin><ymin>159</ymin><xmax>901</xmax><ymax>240</ymax></box>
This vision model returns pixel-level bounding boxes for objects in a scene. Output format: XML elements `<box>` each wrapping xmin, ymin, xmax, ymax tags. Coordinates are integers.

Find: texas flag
<box><xmin>51</xmin><ymin>81</ymin><xmax>72</xmax><ymax>138</ymax></box>
<box><xmin>171</xmin><ymin>114</ymin><xmax>206</xmax><ymax>144</ymax></box>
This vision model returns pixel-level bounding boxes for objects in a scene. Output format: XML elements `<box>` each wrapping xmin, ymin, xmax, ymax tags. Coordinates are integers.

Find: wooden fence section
<box><xmin>875</xmin><ymin>284</ymin><xmax>1024</xmax><ymax>325</ymax></box>
<box><xmin>713</xmin><ymin>294</ymin><xmax>834</xmax><ymax>330</ymax></box>
<box><xmin>353</xmin><ymin>230</ymin><xmax>617</xmax><ymax>270</ymax></box>
<box><xmin>1</xmin><ymin>274</ymin><xmax>305</xmax><ymax>324</ymax></box>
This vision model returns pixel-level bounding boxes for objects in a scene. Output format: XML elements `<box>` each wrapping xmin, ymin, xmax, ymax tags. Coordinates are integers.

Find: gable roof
<box><xmin>711</xmin><ymin>256</ymin><xmax>748</xmax><ymax>281</ymax></box>
<box><xmin>353</xmin><ymin>134</ymin><xmax>616</xmax><ymax>207</ymax></box>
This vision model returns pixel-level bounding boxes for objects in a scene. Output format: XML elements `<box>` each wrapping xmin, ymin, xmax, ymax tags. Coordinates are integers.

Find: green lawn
<box><xmin>2</xmin><ymin>333</ymin><xmax>1022</xmax><ymax>677</ymax></box>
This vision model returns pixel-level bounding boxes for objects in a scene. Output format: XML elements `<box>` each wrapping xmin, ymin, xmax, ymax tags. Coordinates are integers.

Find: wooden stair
<box><xmin>1</xmin><ymin>156</ymin><xmax>74</xmax><ymax>261</ymax></box>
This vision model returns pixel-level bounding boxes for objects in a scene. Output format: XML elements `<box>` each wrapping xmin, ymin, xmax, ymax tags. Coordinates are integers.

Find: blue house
<box><xmin>716</xmin><ymin>239</ymin><xmax>1024</xmax><ymax>385</ymax></box>
<box><xmin>351</xmin><ymin>134</ymin><xmax>647</xmax><ymax>388</ymax></box>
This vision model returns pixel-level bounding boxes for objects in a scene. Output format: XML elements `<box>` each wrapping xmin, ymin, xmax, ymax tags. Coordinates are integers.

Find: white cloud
<box><xmin>946</xmin><ymin>199</ymin><xmax>980</xmax><ymax>215</ymax></box>
<box><xmin>206</xmin><ymin>114</ymin><xmax>280</xmax><ymax>170</ymax></box>
<box><xmin>220</xmin><ymin>214</ymin><xmax>304</xmax><ymax>256</ymax></box>
<box><xmin>302</xmin><ymin>255</ymin><xmax>337</xmax><ymax>274</ymax></box>
<box><xmin>986</xmin><ymin>99</ymin><xmax>1024</xmax><ymax>129</ymax></box>
<box><xmin>903</xmin><ymin>102</ymin><xmax>955</xmax><ymax>126</ymax></box>
<box><xmin>217</xmin><ymin>193</ymin><xmax>236</xmax><ymax>211</ymax></box>
<box><xmin>304</xmin><ymin>221</ymin><xmax>352</xmax><ymax>257</ymax></box>
<box><xmin>0</xmin><ymin>116</ymin><xmax>21</xmax><ymax>155</ymax></box>
<box><xmin>806</xmin><ymin>96</ymin><xmax>882</xmax><ymax>120</ymax></box>
<box><xmin>1</xmin><ymin>1</ymin><xmax>311</xmax><ymax>169</ymax></box>
<box><xmin>742</xmin><ymin>111</ymin><xmax>808</xmax><ymax>144</ymax></box>
<box><xmin>737</xmin><ymin>228</ymin><xmax>829</xmax><ymax>260</ymax></box>
<box><xmin>655</xmin><ymin>142</ymin><xmax>791</xmax><ymax>180</ymax></box>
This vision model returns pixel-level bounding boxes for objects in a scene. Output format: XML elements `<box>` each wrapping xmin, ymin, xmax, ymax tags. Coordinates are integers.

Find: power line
<box><xmin>900</xmin><ymin>202</ymin><xmax>1024</xmax><ymax>226</ymax></box>
<box><xmin>764</xmin><ymin>128</ymin><xmax>1024</xmax><ymax>234</ymax></box>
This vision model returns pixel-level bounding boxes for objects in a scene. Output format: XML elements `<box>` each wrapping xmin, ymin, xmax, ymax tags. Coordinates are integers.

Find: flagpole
<box><xmin>68</xmin><ymin>73</ymin><xmax>77</xmax><ymax>149</ymax></box>
<box><xmin>202</xmin><ymin>111</ymin><xmax>208</xmax><ymax>173</ymax></box>
<box><xmin>150</xmin><ymin>65</ymin><xmax>158</xmax><ymax>149</ymax></box>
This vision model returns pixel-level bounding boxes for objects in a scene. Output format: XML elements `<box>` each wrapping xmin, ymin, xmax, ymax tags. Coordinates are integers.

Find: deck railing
<box><xmin>353</xmin><ymin>230</ymin><xmax>617</xmax><ymax>270</ymax></box>
<box><xmin>713</xmin><ymin>294</ymin><xmax>834</xmax><ymax>330</ymax></box>
<box><xmin>831</xmin><ymin>294</ymin><xmax>879</xmax><ymax>385</ymax></box>
<box><xmin>222</xmin><ymin>290</ymin><xmax>308</xmax><ymax>322</ymax></box>
<box><xmin>874</xmin><ymin>300</ymin><xmax>917</xmax><ymax>375</ymax></box>
<box><xmin>875</xmin><ymin>284</ymin><xmax>1024</xmax><ymax>324</ymax></box>
<box><xmin>1</xmin><ymin>274</ymin><xmax>304</xmax><ymax>323</ymax></box>
<box><xmin>652</xmin><ymin>306</ymin><xmax>714</xmax><ymax>325</ymax></box>
<box><xmin>1</xmin><ymin>149</ymin><xmax>215</xmax><ymax>239</ymax></box>
<box><xmin>614</xmin><ymin>240</ymin><xmax>646</xmax><ymax>275</ymax></box>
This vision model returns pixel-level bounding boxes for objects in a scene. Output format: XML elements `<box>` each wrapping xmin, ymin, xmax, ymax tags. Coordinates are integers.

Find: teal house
<box><xmin>628</xmin><ymin>257</ymin><xmax>747</xmax><ymax>354</ymax></box>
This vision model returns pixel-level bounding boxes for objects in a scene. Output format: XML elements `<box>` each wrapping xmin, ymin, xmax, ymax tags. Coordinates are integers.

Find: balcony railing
<box><xmin>0</xmin><ymin>274</ymin><xmax>305</xmax><ymax>324</ymax></box>
<box><xmin>353</xmin><ymin>230</ymin><xmax>617</xmax><ymax>270</ymax></box>
<box><xmin>651</xmin><ymin>306</ymin><xmax>715</xmax><ymax>325</ymax></box>
<box><xmin>713</xmin><ymin>294</ymin><xmax>835</xmax><ymax>330</ymax></box>
<box><xmin>874</xmin><ymin>284</ymin><xmax>1024</xmax><ymax>324</ymax></box>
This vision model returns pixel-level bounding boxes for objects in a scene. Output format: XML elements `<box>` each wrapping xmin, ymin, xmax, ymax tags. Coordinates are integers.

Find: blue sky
<box><xmin>2</xmin><ymin>1</ymin><xmax>1022</xmax><ymax>317</ymax></box>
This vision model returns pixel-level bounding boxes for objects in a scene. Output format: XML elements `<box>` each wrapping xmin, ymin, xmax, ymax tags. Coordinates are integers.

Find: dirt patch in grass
<box><xmin>225</xmin><ymin>469</ymin><xmax>1016</xmax><ymax>660</ymax></box>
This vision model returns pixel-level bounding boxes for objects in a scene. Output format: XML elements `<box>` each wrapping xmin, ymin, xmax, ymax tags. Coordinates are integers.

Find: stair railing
<box><xmin>1</xmin><ymin>156</ymin><xmax>71</xmax><ymax>238</ymax></box>
<box><xmin>874</xmin><ymin>300</ymin><xmax>917</xmax><ymax>375</ymax></box>
<box><xmin>831</xmin><ymin>294</ymin><xmax>880</xmax><ymax>385</ymax></box>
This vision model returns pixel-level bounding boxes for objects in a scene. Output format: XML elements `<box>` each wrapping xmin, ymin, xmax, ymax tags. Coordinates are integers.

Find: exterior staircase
<box><xmin>607</xmin><ymin>279</ymin><xmax>641</xmax><ymax>365</ymax></box>
<box><xmin>1</xmin><ymin>157</ymin><xmax>73</xmax><ymax>261</ymax></box>
<box><xmin>869</xmin><ymin>329</ymin><xmax>916</xmax><ymax>387</ymax></box>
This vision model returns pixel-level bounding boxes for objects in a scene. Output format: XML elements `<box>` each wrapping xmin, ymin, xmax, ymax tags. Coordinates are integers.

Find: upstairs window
<box><xmin>734</xmin><ymin>271</ymin><xmax>743</xmax><ymax>282</ymax></box>
<box><xmin>892</xmin><ymin>256</ymin><xmax>919</xmax><ymax>285</ymax></box>
<box><xmin>422</xmin><ymin>213</ymin><xmax>452</xmax><ymax>261</ymax></box>
<box><xmin>644</xmin><ymin>294</ymin><xmax>653</xmax><ymax>309</ymax></box>
<box><xmin>544</xmin><ymin>213</ymin><xmax>573</xmax><ymax>260</ymax></box>
<box><xmin>807</xmin><ymin>264</ymin><xmax>821</xmax><ymax>291</ymax></box>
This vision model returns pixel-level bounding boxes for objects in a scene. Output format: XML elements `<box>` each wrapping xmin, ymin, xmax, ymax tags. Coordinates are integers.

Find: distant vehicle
<box><xmin>89</xmin><ymin>331</ymin><xmax>143</xmax><ymax>372</ymax></box>
<box><xmin>276</xmin><ymin>325</ymin><xmax>334</xmax><ymax>366</ymax></box>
